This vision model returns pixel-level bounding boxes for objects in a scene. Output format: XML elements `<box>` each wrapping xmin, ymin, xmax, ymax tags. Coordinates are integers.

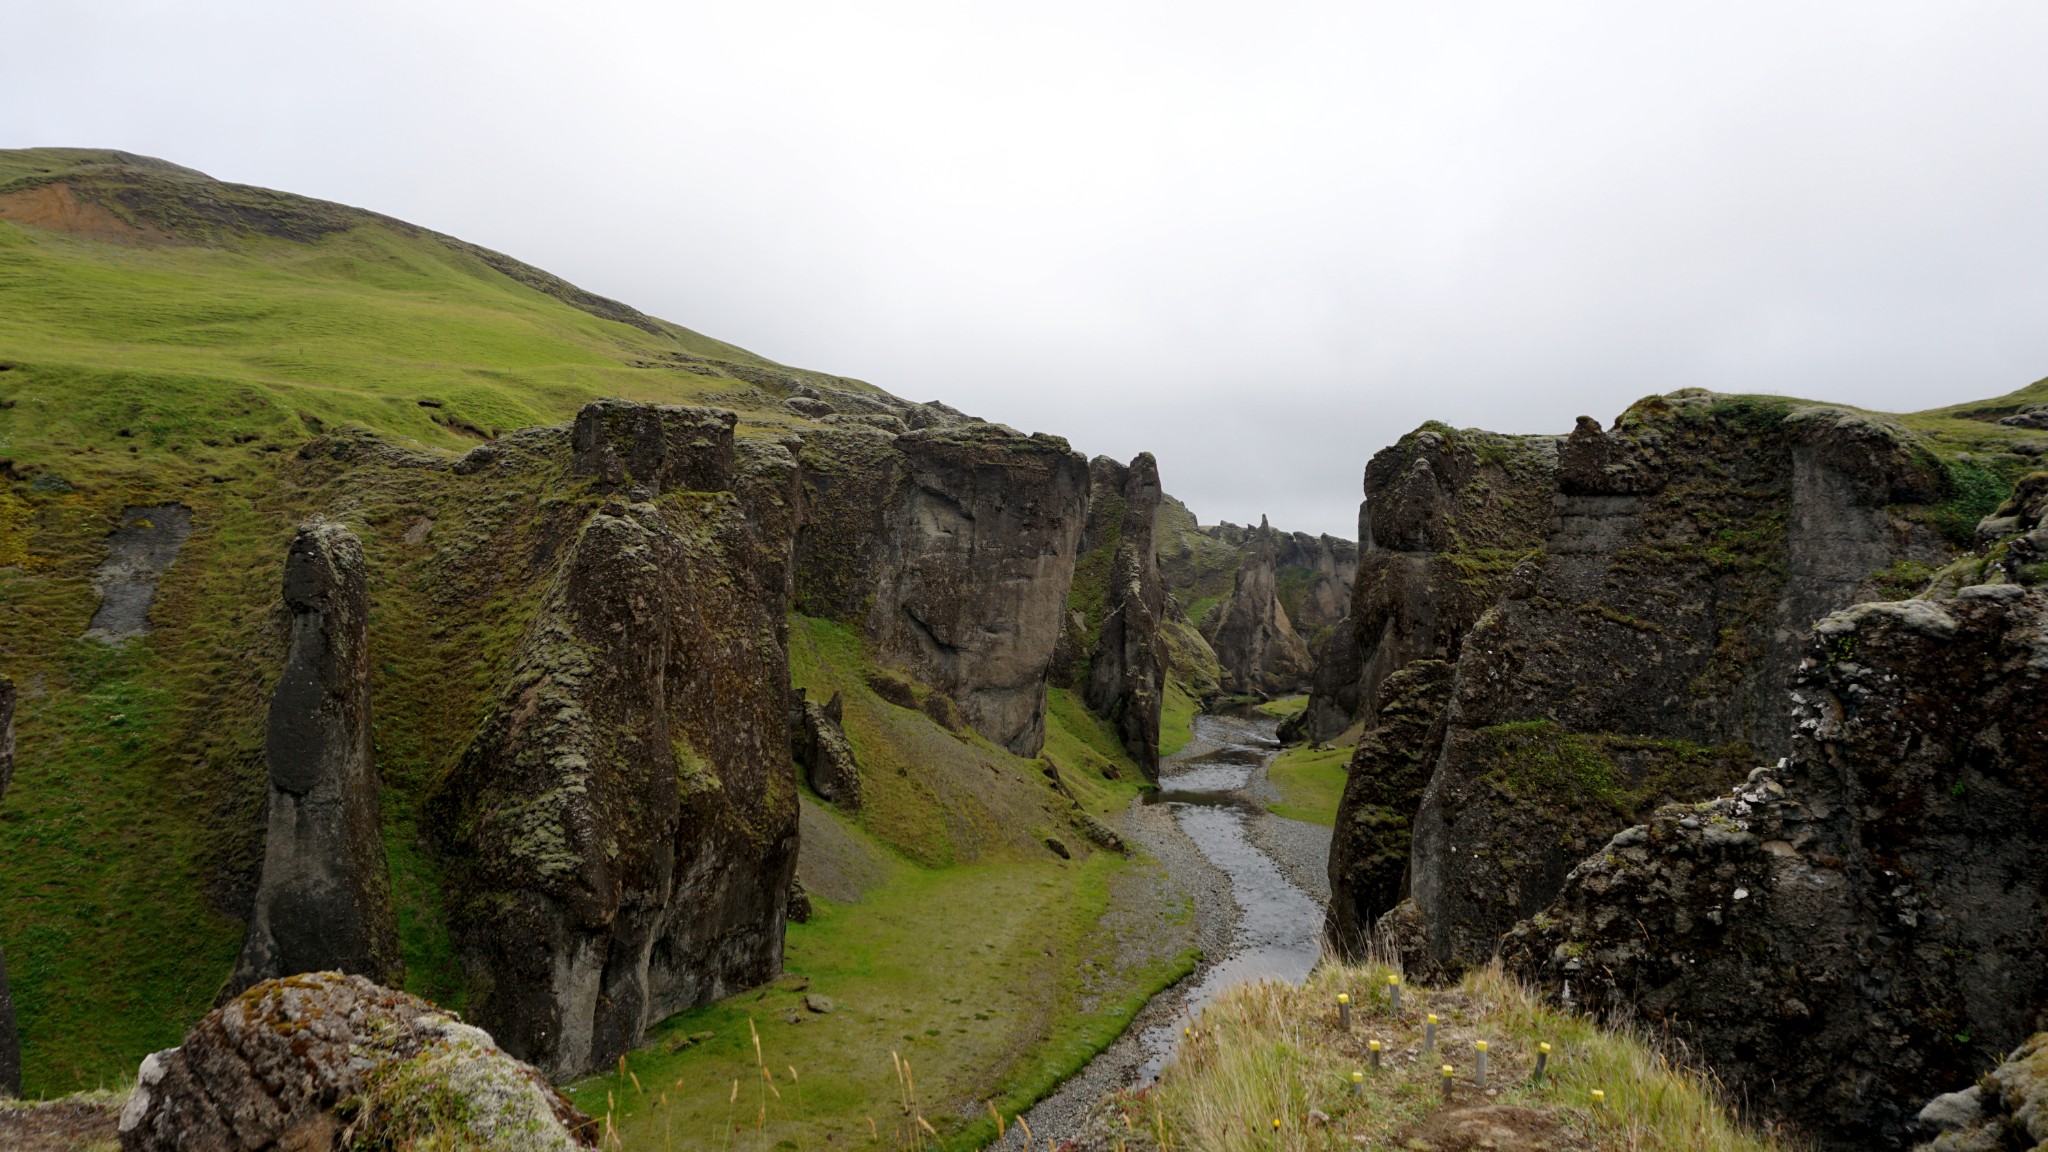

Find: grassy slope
<box><xmin>0</xmin><ymin>147</ymin><xmax>1176</xmax><ymax>1110</ymax></box>
<box><xmin>569</xmin><ymin>618</ymin><xmax>1197</xmax><ymax>1151</ymax></box>
<box><xmin>1140</xmin><ymin>959</ymin><xmax>1788</xmax><ymax>1152</ymax></box>
<box><xmin>1263</xmin><ymin>745</ymin><xmax>1350</xmax><ymax>828</ymax></box>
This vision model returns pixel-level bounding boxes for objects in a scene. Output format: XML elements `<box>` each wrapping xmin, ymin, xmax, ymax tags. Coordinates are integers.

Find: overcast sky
<box><xmin>9</xmin><ymin>2</ymin><xmax>2048</xmax><ymax>536</ymax></box>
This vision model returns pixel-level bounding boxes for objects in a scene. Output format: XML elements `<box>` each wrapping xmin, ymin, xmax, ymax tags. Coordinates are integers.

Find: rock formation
<box><xmin>1914</xmin><ymin>1033</ymin><xmax>2048</xmax><ymax>1151</ymax></box>
<box><xmin>83</xmin><ymin>505</ymin><xmax>193</xmax><ymax>643</ymax></box>
<box><xmin>118</xmin><ymin>972</ymin><xmax>595</xmax><ymax>1150</ymax></box>
<box><xmin>1272</xmin><ymin>530</ymin><xmax>1357</xmax><ymax>636</ymax></box>
<box><xmin>1323</xmin><ymin>659</ymin><xmax>1453</xmax><ymax>952</ymax></box>
<box><xmin>0</xmin><ymin>673</ymin><xmax>16</xmax><ymax>1098</ymax></box>
<box><xmin>792</xmin><ymin>689</ymin><xmax>861</xmax><ymax>808</ymax></box>
<box><xmin>1503</xmin><ymin>584</ymin><xmax>2048</xmax><ymax>1150</ymax></box>
<box><xmin>1326</xmin><ymin>394</ymin><xmax>1962</xmax><ymax>976</ymax></box>
<box><xmin>1079</xmin><ymin>454</ymin><xmax>1166</xmax><ymax>779</ymax></box>
<box><xmin>432</xmin><ymin>401</ymin><xmax>801</xmax><ymax>1080</ymax></box>
<box><xmin>1203</xmin><ymin>517</ymin><xmax>1313</xmax><ymax>697</ymax></box>
<box><xmin>1294</xmin><ymin>425</ymin><xmax>1556</xmax><ymax>743</ymax></box>
<box><xmin>795</xmin><ymin>422</ymin><xmax>1090</xmax><ymax>756</ymax></box>
<box><xmin>225</xmin><ymin>520</ymin><xmax>402</xmax><ymax>997</ymax></box>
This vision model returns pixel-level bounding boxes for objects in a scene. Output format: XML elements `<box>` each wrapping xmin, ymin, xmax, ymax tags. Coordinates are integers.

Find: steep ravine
<box><xmin>993</xmin><ymin>711</ymin><xmax>1331</xmax><ymax>1149</ymax></box>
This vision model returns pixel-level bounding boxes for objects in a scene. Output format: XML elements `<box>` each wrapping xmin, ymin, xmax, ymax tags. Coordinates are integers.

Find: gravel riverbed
<box><xmin>989</xmin><ymin>716</ymin><xmax>1331</xmax><ymax>1149</ymax></box>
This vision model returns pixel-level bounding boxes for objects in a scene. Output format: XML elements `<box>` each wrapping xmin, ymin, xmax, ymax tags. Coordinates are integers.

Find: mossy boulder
<box><xmin>117</xmin><ymin>972</ymin><xmax>594</xmax><ymax>1150</ymax></box>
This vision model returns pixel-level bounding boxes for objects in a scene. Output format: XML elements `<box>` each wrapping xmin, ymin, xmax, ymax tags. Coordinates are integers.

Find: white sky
<box><xmin>8</xmin><ymin>2</ymin><xmax>2048</xmax><ymax>537</ymax></box>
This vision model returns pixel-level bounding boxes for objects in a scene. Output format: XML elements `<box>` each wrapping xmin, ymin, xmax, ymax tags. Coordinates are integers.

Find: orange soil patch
<box><xmin>0</xmin><ymin>181</ymin><xmax>171</xmax><ymax>245</ymax></box>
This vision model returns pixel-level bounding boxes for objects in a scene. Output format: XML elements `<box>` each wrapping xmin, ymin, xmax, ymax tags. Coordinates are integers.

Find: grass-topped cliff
<box><xmin>0</xmin><ymin>146</ymin><xmax>1188</xmax><ymax>1122</ymax></box>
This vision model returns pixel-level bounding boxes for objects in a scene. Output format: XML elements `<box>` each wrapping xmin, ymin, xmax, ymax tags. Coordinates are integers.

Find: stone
<box><xmin>795</xmin><ymin>423</ymin><xmax>1090</xmax><ymax>756</ymax></box>
<box><xmin>1203</xmin><ymin>516</ymin><xmax>1313</xmax><ymax>696</ymax></box>
<box><xmin>1916</xmin><ymin>1086</ymin><xmax>1985</xmax><ymax>1133</ymax></box>
<box><xmin>432</xmin><ymin>401</ymin><xmax>801</xmax><ymax>1081</ymax></box>
<box><xmin>1915</xmin><ymin>1035</ymin><xmax>2048</xmax><ymax>1151</ymax></box>
<box><xmin>117</xmin><ymin>972</ymin><xmax>595</xmax><ymax>1150</ymax></box>
<box><xmin>792</xmin><ymin>689</ymin><xmax>862</xmax><ymax>809</ymax></box>
<box><xmin>1504</xmin><ymin>586</ymin><xmax>2048</xmax><ymax>1150</ymax></box>
<box><xmin>82</xmin><ymin>504</ymin><xmax>192</xmax><ymax>642</ymax></box>
<box><xmin>1395</xmin><ymin>394</ymin><xmax>1952</xmax><ymax>976</ymax></box>
<box><xmin>1081</xmin><ymin>453</ymin><xmax>1167</xmax><ymax>779</ymax></box>
<box><xmin>1324</xmin><ymin>660</ymin><xmax>1454</xmax><ymax>957</ymax></box>
<box><xmin>0</xmin><ymin>673</ymin><xmax>15</xmax><ymax>1098</ymax></box>
<box><xmin>1045</xmin><ymin>837</ymin><xmax>1071</xmax><ymax>860</ymax></box>
<box><xmin>803</xmin><ymin>994</ymin><xmax>834</xmax><ymax>1015</ymax></box>
<box><xmin>225</xmin><ymin>520</ymin><xmax>402</xmax><ymax>997</ymax></box>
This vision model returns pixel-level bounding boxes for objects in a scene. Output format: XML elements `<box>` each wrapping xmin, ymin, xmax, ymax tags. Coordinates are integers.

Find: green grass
<box><xmin>1263</xmin><ymin>744</ymin><xmax>1350</xmax><ymax>827</ymax></box>
<box><xmin>1141</xmin><ymin>960</ymin><xmax>1790</xmax><ymax>1152</ymax></box>
<box><xmin>568</xmin><ymin>812</ymin><xmax>1196</xmax><ymax>1152</ymax></box>
<box><xmin>1257</xmin><ymin>695</ymin><xmax>1308</xmax><ymax>720</ymax></box>
<box><xmin>1160</xmin><ymin>681</ymin><xmax>1200</xmax><ymax>758</ymax></box>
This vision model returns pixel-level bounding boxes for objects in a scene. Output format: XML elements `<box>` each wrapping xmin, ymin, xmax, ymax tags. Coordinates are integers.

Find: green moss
<box><xmin>1928</xmin><ymin>456</ymin><xmax>2019</xmax><ymax>546</ymax></box>
<box><xmin>1869</xmin><ymin>558</ymin><xmax>1941</xmax><ymax>601</ymax></box>
<box><xmin>1159</xmin><ymin>680</ymin><xmax>1199</xmax><ymax>758</ymax></box>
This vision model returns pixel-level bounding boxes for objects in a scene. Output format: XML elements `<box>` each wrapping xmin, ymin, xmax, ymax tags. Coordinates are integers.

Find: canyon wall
<box><xmin>431</xmin><ymin>402</ymin><xmax>801</xmax><ymax>1080</ymax></box>
<box><xmin>1505</xmin><ymin>579</ymin><xmax>2048</xmax><ymax>1150</ymax></box>
<box><xmin>1328</xmin><ymin>394</ymin><xmax>1963</xmax><ymax>965</ymax></box>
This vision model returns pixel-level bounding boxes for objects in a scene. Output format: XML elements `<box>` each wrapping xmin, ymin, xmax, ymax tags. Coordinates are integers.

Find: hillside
<box><xmin>0</xmin><ymin>147</ymin><xmax>1194</xmax><ymax>1123</ymax></box>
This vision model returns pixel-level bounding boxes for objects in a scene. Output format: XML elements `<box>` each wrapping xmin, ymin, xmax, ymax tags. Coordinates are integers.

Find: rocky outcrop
<box><xmin>1363</xmin><ymin>395</ymin><xmax>1955</xmax><ymax>976</ymax></box>
<box><xmin>83</xmin><ymin>504</ymin><xmax>193</xmax><ymax>642</ymax></box>
<box><xmin>118</xmin><ymin>972</ymin><xmax>595</xmax><ymax>1151</ymax></box>
<box><xmin>225</xmin><ymin>521</ymin><xmax>402</xmax><ymax>997</ymax></box>
<box><xmin>1324</xmin><ymin>659</ymin><xmax>1453</xmax><ymax>954</ymax></box>
<box><xmin>1079</xmin><ymin>454</ymin><xmax>1166</xmax><ymax>779</ymax></box>
<box><xmin>0</xmin><ymin>673</ymin><xmax>16</xmax><ymax>1098</ymax></box>
<box><xmin>1914</xmin><ymin>1033</ymin><xmax>2048</xmax><ymax>1151</ymax></box>
<box><xmin>432</xmin><ymin>401</ymin><xmax>800</xmax><ymax>1080</ymax></box>
<box><xmin>1293</xmin><ymin>425</ymin><xmax>1556</xmax><ymax>743</ymax></box>
<box><xmin>1203</xmin><ymin>517</ymin><xmax>1313</xmax><ymax>697</ymax></box>
<box><xmin>795</xmin><ymin>423</ymin><xmax>1089</xmax><ymax>756</ymax></box>
<box><xmin>1503</xmin><ymin>585</ymin><xmax>2048</xmax><ymax>1150</ymax></box>
<box><xmin>792</xmin><ymin>689</ymin><xmax>861</xmax><ymax>808</ymax></box>
<box><xmin>1273</xmin><ymin>531</ymin><xmax>1357</xmax><ymax>636</ymax></box>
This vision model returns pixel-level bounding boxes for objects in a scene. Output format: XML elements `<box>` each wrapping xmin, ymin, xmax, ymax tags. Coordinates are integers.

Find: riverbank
<box><xmin>991</xmin><ymin>710</ymin><xmax>1332</xmax><ymax>1149</ymax></box>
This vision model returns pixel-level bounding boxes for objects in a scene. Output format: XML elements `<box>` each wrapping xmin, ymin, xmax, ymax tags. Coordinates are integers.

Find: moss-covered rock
<box><xmin>117</xmin><ymin>972</ymin><xmax>594</xmax><ymax>1150</ymax></box>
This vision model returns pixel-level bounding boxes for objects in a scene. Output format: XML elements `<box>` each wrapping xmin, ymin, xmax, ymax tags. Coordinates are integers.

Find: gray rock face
<box><xmin>1323</xmin><ymin>659</ymin><xmax>1453</xmax><ymax>955</ymax></box>
<box><xmin>1913</xmin><ymin>1036</ymin><xmax>2048</xmax><ymax>1151</ymax></box>
<box><xmin>434</xmin><ymin>401</ymin><xmax>801</xmax><ymax>1080</ymax></box>
<box><xmin>83</xmin><ymin>504</ymin><xmax>192</xmax><ymax>642</ymax></box>
<box><xmin>0</xmin><ymin>673</ymin><xmax>16</xmax><ymax>1098</ymax></box>
<box><xmin>118</xmin><ymin>972</ymin><xmax>594</xmax><ymax>1151</ymax></box>
<box><xmin>1203</xmin><ymin>517</ymin><xmax>1312</xmax><ymax>697</ymax></box>
<box><xmin>796</xmin><ymin>423</ymin><xmax>1089</xmax><ymax>756</ymax></box>
<box><xmin>1503</xmin><ymin>586</ymin><xmax>2048</xmax><ymax>1150</ymax></box>
<box><xmin>1391</xmin><ymin>396</ymin><xmax>1951</xmax><ymax>975</ymax></box>
<box><xmin>1273</xmin><ymin>531</ymin><xmax>1357</xmax><ymax>635</ymax></box>
<box><xmin>1293</xmin><ymin>427</ymin><xmax>1557</xmax><ymax>742</ymax></box>
<box><xmin>225</xmin><ymin>521</ymin><xmax>401</xmax><ymax>998</ymax></box>
<box><xmin>1082</xmin><ymin>454</ymin><xmax>1166</xmax><ymax>779</ymax></box>
<box><xmin>792</xmin><ymin>689</ymin><xmax>862</xmax><ymax>808</ymax></box>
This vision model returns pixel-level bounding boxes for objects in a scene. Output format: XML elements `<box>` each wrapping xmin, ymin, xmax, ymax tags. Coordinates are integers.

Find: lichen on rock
<box><xmin>116</xmin><ymin>971</ymin><xmax>594</xmax><ymax>1150</ymax></box>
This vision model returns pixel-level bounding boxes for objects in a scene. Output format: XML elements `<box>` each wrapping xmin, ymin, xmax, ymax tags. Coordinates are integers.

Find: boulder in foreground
<box><xmin>118</xmin><ymin>972</ymin><xmax>595</xmax><ymax>1151</ymax></box>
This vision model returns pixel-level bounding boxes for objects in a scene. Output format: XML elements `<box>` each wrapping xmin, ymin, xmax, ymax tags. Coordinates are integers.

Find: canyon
<box><xmin>2</xmin><ymin>148</ymin><xmax>2047</xmax><ymax>1151</ymax></box>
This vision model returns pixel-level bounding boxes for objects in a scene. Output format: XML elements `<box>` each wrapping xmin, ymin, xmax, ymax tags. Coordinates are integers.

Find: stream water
<box><xmin>1131</xmin><ymin>710</ymin><xmax>1324</xmax><ymax>1083</ymax></box>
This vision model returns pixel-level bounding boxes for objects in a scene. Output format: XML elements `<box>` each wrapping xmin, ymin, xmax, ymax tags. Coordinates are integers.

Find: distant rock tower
<box><xmin>225</xmin><ymin>520</ymin><xmax>402</xmax><ymax>996</ymax></box>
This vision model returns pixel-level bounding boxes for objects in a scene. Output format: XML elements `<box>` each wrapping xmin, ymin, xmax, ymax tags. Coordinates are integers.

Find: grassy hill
<box><xmin>0</xmin><ymin>147</ymin><xmax>2042</xmax><ymax>1144</ymax></box>
<box><xmin>0</xmin><ymin>147</ymin><xmax>1198</xmax><ymax>1124</ymax></box>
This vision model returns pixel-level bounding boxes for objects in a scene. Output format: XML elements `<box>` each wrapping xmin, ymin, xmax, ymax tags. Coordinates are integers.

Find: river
<box><xmin>992</xmin><ymin>709</ymin><xmax>1329</xmax><ymax>1147</ymax></box>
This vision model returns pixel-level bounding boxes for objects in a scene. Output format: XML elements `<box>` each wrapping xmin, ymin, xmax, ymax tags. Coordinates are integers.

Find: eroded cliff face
<box><xmin>1323</xmin><ymin>659</ymin><xmax>1452</xmax><ymax>952</ymax></box>
<box><xmin>0</xmin><ymin>673</ymin><xmax>16</xmax><ymax>1098</ymax></box>
<box><xmin>1078</xmin><ymin>454</ymin><xmax>1166</xmax><ymax>779</ymax></box>
<box><xmin>795</xmin><ymin>422</ymin><xmax>1090</xmax><ymax>756</ymax></box>
<box><xmin>225</xmin><ymin>520</ymin><xmax>402</xmax><ymax>997</ymax></box>
<box><xmin>1503</xmin><ymin>585</ymin><xmax>2048</xmax><ymax>1151</ymax></box>
<box><xmin>1400</xmin><ymin>398</ymin><xmax>1953</xmax><ymax>972</ymax></box>
<box><xmin>1203</xmin><ymin>517</ymin><xmax>1313</xmax><ymax>697</ymax></box>
<box><xmin>1293</xmin><ymin>425</ymin><xmax>1555</xmax><ymax>743</ymax></box>
<box><xmin>433</xmin><ymin>402</ymin><xmax>800</xmax><ymax>1081</ymax></box>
